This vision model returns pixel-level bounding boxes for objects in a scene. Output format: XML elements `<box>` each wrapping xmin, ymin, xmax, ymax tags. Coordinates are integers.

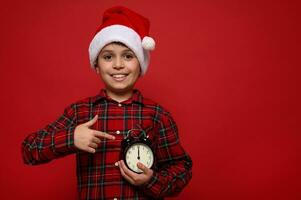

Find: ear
<box><xmin>95</xmin><ymin>66</ymin><xmax>100</xmax><ymax>74</ymax></box>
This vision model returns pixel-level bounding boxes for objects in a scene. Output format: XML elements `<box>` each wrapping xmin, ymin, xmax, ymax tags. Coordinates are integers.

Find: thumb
<box><xmin>137</xmin><ymin>162</ymin><xmax>149</xmax><ymax>174</ymax></box>
<box><xmin>83</xmin><ymin>115</ymin><xmax>98</xmax><ymax>127</ymax></box>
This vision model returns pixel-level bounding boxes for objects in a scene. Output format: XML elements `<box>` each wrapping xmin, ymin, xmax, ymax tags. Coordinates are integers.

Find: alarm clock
<box><xmin>121</xmin><ymin>127</ymin><xmax>154</xmax><ymax>173</ymax></box>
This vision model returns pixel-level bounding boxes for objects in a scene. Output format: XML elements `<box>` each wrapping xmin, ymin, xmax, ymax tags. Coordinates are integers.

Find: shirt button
<box><xmin>118</xmin><ymin>103</ymin><xmax>122</xmax><ymax>107</ymax></box>
<box><xmin>116</xmin><ymin>130</ymin><xmax>120</xmax><ymax>134</ymax></box>
<box><xmin>115</xmin><ymin>162</ymin><xmax>119</xmax><ymax>167</ymax></box>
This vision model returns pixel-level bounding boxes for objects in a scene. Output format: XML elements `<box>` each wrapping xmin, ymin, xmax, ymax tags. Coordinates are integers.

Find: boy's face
<box><xmin>95</xmin><ymin>43</ymin><xmax>140</xmax><ymax>97</ymax></box>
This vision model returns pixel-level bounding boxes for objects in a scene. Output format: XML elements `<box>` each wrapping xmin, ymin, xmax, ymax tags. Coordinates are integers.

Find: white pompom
<box><xmin>142</xmin><ymin>36</ymin><xmax>156</xmax><ymax>51</ymax></box>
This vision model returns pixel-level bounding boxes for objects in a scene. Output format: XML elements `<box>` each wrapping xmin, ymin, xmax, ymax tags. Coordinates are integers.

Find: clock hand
<box><xmin>137</xmin><ymin>145</ymin><xmax>140</xmax><ymax>160</ymax></box>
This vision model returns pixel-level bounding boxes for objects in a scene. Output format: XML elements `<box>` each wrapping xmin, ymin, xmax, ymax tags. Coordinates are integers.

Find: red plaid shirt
<box><xmin>22</xmin><ymin>89</ymin><xmax>192</xmax><ymax>200</ymax></box>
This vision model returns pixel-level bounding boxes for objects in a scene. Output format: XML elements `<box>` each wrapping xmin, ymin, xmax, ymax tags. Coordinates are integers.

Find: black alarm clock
<box><xmin>121</xmin><ymin>126</ymin><xmax>154</xmax><ymax>173</ymax></box>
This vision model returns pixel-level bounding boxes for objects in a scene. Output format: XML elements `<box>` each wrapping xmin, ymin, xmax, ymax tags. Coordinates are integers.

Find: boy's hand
<box><xmin>118</xmin><ymin>160</ymin><xmax>153</xmax><ymax>186</ymax></box>
<box><xmin>74</xmin><ymin>115</ymin><xmax>115</xmax><ymax>153</ymax></box>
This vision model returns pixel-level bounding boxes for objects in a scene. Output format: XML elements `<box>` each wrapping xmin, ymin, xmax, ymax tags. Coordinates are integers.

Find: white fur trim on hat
<box><xmin>89</xmin><ymin>25</ymin><xmax>150</xmax><ymax>76</ymax></box>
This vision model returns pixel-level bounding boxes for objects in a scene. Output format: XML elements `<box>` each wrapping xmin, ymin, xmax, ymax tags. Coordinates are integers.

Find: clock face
<box><xmin>125</xmin><ymin>142</ymin><xmax>154</xmax><ymax>173</ymax></box>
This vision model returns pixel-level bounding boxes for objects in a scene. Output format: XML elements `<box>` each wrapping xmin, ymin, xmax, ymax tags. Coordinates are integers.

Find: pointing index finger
<box><xmin>93</xmin><ymin>130</ymin><xmax>115</xmax><ymax>140</ymax></box>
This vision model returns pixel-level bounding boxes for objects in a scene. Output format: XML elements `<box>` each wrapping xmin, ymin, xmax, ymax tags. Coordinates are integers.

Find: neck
<box><xmin>106</xmin><ymin>89</ymin><xmax>134</xmax><ymax>103</ymax></box>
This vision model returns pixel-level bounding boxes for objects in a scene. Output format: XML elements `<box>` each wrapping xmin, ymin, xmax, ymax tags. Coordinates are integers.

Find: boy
<box><xmin>22</xmin><ymin>6</ymin><xmax>192</xmax><ymax>200</ymax></box>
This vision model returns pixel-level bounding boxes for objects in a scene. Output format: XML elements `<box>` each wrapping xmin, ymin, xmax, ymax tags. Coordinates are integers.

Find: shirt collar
<box><xmin>92</xmin><ymin>89</ymin><xmax>144</xmax><ymax>105</ymax></box>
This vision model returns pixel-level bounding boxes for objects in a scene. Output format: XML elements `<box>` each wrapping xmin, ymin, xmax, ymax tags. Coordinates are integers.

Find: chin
<box><xmin>108</xmin><ymin>85</ymin><xmax>134</xmax><ymax>94</ymax></box>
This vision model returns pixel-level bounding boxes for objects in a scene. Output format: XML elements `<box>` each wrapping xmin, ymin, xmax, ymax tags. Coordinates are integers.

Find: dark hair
<box><xmin>111</xmin><ymin>41</ymin><xmax>127</xmax><ymax>47</ymax></box>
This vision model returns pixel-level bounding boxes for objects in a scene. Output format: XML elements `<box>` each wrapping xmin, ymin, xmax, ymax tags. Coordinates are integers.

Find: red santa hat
<box><xmin>89</xmin><ymin>6</ymin><xmax>156</xmax><ymax>76</ymax></box>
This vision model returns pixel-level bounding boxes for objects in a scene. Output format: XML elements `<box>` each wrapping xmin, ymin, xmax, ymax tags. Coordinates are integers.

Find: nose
<box><xmin>113</xmin><ymin>57</ymin><xmax>124</xmax><ymax>70</ymax></box>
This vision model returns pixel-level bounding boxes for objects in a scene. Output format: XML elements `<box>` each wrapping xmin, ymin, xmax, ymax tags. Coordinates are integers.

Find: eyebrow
<box><xmin>100</xmin><ymin>49</ymin><xmax>134</xmax><ymax>54</ymax></box>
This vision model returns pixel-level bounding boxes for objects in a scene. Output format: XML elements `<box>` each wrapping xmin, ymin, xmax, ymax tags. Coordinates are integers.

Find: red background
<box><xmin>0</xmin><ymin>0</ymin><xmax>299</xmax><ymax>199</ymax></box>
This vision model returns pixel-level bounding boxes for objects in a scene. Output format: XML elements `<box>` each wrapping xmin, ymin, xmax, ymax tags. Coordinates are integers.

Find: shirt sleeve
<box><xmin>141</xmin><ymin>111</ymin><xmax>193</xmax><ymax>198</ymax></box>
<box><xmin>21</xmin><ymin>104</ymin><xmax>78</xmax><ymax>165</ymax></box>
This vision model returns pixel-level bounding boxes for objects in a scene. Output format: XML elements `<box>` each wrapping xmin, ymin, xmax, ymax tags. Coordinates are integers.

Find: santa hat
<box><xmin>89</xmin><ymin>6</ymin><xmax>156</xmax><ymax>76</ymax></box>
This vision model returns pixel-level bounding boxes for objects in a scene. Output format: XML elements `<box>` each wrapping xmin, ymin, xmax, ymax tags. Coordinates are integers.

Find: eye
<box><xmin>123</xmin><ymin>53</ymin><xmax>134</xmax><ymax>60</ymax></box>
<box><xmin>103</xmin><ymin>54</ymin><xmax>112</xmax><ymax>61</ymax></box>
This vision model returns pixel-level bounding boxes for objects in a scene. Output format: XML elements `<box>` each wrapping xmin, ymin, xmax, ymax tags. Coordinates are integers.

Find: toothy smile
<box><xmin>112</xmin><ymin>74</ymin><xmax>127</xmax><ymax>78</ymax></box>
<box><xmin>111</xmin><ymin>73</ymin><xmax>129</xmax><ymax>81</ymax></box>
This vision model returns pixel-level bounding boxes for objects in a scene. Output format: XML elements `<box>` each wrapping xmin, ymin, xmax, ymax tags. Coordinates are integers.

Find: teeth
<box><xmin>112</xmin><ymin>74</ymin><xmax>126</xmax><ymax>78</ymax></box>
